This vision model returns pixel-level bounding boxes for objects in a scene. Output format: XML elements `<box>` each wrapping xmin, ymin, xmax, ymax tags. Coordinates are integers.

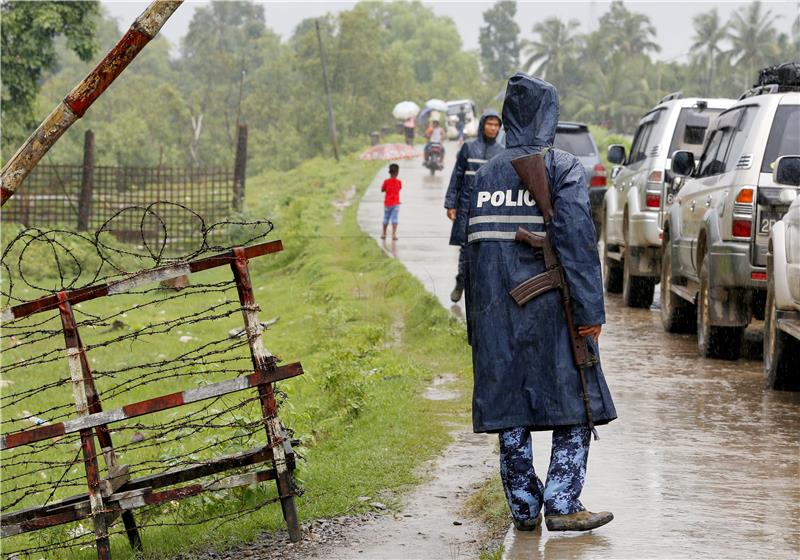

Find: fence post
<box><xmin>233</xmin><ymin>124</ymin><xmax>248</xmax><ymax>214</ymax></box>
<box><xmin>78</xmin><ymin>130</ymin><xmax>95</xmax><ymax>231</ymax></box>
<box><xmin>57</xmin><ymin>292</ymin><xmax>142</xmax><ymax>555</ymax></box>
<box><xmin>230</xmin><ymin>249</ymin><xmax>302</xmax><ymax>543</ymax></box>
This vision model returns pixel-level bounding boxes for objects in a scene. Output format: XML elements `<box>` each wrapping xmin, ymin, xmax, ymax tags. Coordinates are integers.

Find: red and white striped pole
<box><xmin>0</xmin><ymin>0</ymin><xmax>183</xmax><ymax>206</ymax></box>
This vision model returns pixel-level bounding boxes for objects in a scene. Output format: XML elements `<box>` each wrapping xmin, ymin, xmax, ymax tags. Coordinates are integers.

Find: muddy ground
<box><xmin>188</xmin><ymin>142</ymin><xmax>799</xmax><ymax>559</ymax></box>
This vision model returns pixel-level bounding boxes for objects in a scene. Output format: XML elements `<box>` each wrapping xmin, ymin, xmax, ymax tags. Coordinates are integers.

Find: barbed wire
<box><xmin>1</xmin><ymin>205</ymin><xmax>300</xmax><ymax>559</ymax></box>
<box><xmin>1</xmin><ymin>201</ymin><xmax>273</xmax><ymax>306</ymax></box>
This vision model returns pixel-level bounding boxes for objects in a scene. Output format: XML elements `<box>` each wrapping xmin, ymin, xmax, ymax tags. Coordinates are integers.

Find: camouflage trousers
<box><xmin>498</xmin><ymin>426</ymin><xmax>590</xmax><ymax>522</ymax></box>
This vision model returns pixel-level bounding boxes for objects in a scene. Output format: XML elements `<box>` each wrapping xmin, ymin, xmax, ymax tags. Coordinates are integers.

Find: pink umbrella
<box><xmin>360</xmin><ymin>143</ymin><xmax>420</xmax><ymax>161</ymax></box>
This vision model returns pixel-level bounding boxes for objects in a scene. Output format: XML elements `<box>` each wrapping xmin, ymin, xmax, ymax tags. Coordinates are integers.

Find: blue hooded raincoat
<box><xmin>444</xmin><ymin>109</ymin><xmax>505</xmax><ymax>246</ymax></box>
<box><xmin>465</xmin><ymin>73</ymin><xmax>617</xmax><ymax>433</ymax></box>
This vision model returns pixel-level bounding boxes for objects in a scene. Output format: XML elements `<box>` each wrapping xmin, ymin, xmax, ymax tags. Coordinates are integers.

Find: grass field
<box><xmin>0</xmin><ymin>151</ymin><xmax>476</xmax><ymax>559</ymax></box>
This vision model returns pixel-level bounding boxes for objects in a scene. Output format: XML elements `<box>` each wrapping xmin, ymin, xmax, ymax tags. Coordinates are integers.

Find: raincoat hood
<box><xmin>478</xmin><ymin>109</ymin><xmax>502</xmax><ymax>144</ymax></box>
<box><xmin>501</xmin><ymin>73</ymin><xmax>559</xmax><ymax>149</ymax></box>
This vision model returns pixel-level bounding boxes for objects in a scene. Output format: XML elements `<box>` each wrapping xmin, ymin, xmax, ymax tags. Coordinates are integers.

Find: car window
<box><xmin>761</xmin><ymin>105</ymin><xmax>800</xmax><ymax>173</ymax></box>
<box><xmin>628</xmin><ymin>122</ymin><xmax>653</xmax><ymax>165</ymax></box>
<box><xmin>697</xmin><ymin>127</ymin><xmax>735</xmax><ymax>177</ymax></box>
<box><xmin>668</xmin><ymin>107</ymin><xmax>725</xmax><ymax>157</ymax></box>
<box><xmin>554</xmin><ymin>131</ymin><xmax>596</xmax><ymax>156</ymax></box>
<box><xmin>723</xmin><ymin>107</ymin><xmax>756</xmax><ymax>172</ymax></box>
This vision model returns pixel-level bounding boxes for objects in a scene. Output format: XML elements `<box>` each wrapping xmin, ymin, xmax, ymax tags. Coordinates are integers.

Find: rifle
<box><xmin>510</xmin><ymin>153</ymin><xmax>599</xmax><ymax>440</ymax></box>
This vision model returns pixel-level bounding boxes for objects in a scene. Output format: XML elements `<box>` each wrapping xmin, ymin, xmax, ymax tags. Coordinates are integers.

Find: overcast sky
<box><xmin>103</xmin><ymin>0</ymin><xmax>797</xmax><ymax>63</ymax></box>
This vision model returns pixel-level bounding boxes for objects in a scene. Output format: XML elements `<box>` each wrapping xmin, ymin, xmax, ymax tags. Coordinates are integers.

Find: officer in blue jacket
<box><xmin>466</xmin><ymin>73</ymin><xmax>617</xmax><ymax>532</ymax></box>
<box><xmin>444</xmin><ymin>109</ymin><xmax>504</xmax><ymax>303</ymax></box>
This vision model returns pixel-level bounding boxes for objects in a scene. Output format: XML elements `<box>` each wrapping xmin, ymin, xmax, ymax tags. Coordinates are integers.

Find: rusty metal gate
<box><xmin>0</xmin><ymin>239</ymin><xmax>303</xmax><ymax>559</ymax></box>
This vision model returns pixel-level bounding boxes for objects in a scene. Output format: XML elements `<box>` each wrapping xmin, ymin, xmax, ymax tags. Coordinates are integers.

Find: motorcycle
<box><xmin>425</xmin><ymin>143</ymin><xmax>445</xmax><ymax>176</ymax></box>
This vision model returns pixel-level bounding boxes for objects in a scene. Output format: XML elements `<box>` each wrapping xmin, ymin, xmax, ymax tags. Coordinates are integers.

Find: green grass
<box><xmin>1</xmin><ymin>150</ymin><xmax>476</xmax><ymax>559</ymax></box>
<box><xmin>465</xmin><ymin>474</ymin><xmax>510</xmax><ymax>560</ymax></box>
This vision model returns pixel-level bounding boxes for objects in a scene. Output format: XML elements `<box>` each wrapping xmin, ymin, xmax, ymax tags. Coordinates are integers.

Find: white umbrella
<box><xmin>392</xmin><ymin>101</ymin><xmax>420</xmax><ymax>120</ymax></box>
<box><xmin>425</xmin><ymin>98</ymin><xmax>449</xmax><ymax>112</ymax></box>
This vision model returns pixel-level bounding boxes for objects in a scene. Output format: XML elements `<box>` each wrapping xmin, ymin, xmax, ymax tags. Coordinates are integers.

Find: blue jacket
<box><xmin>444</xmin><ymin>110</ymin><xmax>504</xmax><ymax>246</ymax></box>
<box><xmin>465</xmin><ymin>73</ymin><xmax>617</xmax><ymax>433</ymax></box>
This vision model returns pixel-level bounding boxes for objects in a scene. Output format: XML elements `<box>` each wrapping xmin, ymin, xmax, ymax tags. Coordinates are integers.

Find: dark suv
<box><xmin>554</xmin><ymin>122</ymin><xmax>606</xmax><ymax>233</ymax></box>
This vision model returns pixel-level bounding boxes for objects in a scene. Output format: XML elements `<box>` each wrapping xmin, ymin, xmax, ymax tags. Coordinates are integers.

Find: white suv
<box><xmin>603</xmin><ymin>94</ymin><xmax>735</xmax><ymax>308</ymax></box>
<box><xmin>766</xmin><ymin>168</ymin><xmax>800</xmax><ymax>390</ymax></box>
<box><xmin>663</xmin><ymin>67</ymin><xmax>800</xmax><ymax>360</ymax></box>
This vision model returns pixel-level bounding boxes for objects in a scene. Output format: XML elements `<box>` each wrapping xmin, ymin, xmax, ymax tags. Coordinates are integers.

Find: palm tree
<box><xmin>690</xmin><ymin>9</ymin><xmax>727</xmax><ymax>96</ymax></box>
<box><xmin>727</xmin><ymin>1</ymin><xmax>778</xmax><ymax>88</ymax></box>
<box><xmin>572</xmin><ymin>56</ymin><xmax>649</xmax><ymax>131</ymax></box>
<box><xmin>599</xmin><ymin>1</ymin><xmax>661</xmax><ymax>58</ymax></box>
<box><xmin>521</xmin><ymin>18</ymin><xmax>580</xmax><ymax>82</ymax></box>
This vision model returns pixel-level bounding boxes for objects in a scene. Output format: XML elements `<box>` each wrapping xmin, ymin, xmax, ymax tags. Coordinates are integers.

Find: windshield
<box><xmin>554</xmin><ymin>130</ymin><xmax>596</xmax><ymax>157</ymax></box>
<box><xmin>762</xmin><ymin>105</ymin><xmax>800</xmax><ymax>173</ymax></box>
<box><xmin>668</xmin><ymin>107</ymin><xmax>724</xmax><ymax>157</ymax></box>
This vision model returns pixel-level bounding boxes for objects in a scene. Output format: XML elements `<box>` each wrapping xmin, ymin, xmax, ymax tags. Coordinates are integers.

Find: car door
<box><xmin>610</xmin><ymin>120</ymin><xmax>653</xmax><ymax>244</ymax></box>
<box><xmin>682</xmin><ymin>123</ymin><xmax>737</xmax><ymax>276</ymax></box>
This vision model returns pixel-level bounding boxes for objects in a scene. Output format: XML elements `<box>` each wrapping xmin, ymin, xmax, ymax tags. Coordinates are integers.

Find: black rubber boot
<box><xmin>545</xmin><ymin>510</ymin><xmax>613</xmax><ymax>531</ymax></box>
<box><xmin>512</xmin><ymin>513</ymin><xmax>542</xmax><ymax>531</ymax></box>
<box><xmin>450</xmin><ymin>282</ymin><xmax>464</xmax><ymax>303</ymax></box>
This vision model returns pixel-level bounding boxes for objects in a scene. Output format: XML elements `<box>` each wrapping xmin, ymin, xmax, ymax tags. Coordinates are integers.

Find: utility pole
<box><xmin>316</xmin><ymin>19</ymin><xmax>340</xmax><ymax>162</ymax></box>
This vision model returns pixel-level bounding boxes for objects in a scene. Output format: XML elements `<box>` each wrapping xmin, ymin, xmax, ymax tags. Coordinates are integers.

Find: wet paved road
<box><xmin>358</xmin><ymin>142</ymin><xmax>800</xmax><ymax>559</ymax></box>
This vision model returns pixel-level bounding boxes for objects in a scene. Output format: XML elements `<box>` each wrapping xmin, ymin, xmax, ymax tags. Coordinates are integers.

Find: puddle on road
<box><xmin>506</xmin><ymin>292</ymin><xmax>800</xmax><ymax>559</ymax></box>
<box><xmin>423</xmin><ymin>373</ymin><xmax>461</xmax><ymax>401</ymax></box>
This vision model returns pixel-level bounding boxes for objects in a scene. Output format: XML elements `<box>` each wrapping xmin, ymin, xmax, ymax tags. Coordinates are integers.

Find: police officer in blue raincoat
<box><xmin>444</xmin><ymin>109</ymin><xmax>504</xmax><ymax>302</ymax></box>
<box><xmin>465</xmin><ymin>73</ymin><xmax>617</xmax><ymax>532</ymax></box>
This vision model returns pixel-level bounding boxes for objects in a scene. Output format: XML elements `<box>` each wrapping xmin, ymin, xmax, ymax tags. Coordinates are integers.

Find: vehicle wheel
<box><xmin>602</xmin><ymin>212</ymin><xmax>622</xmax><ymax>293</ymax></box>
<box><xmin>764</xmin><ymin>270</ymin><xmax>800</xmax><ymax>390</ymax></box>
<box><xmin>429</xmin><ymin>167</ymin><xmax>436</xmax><ymax>176</ymax></box>
<box><xmin>622</xmin><ymin>251</ymin><xmax>655</xmax><ymax>308</ymax></box>
<box><xmin>697</xmin><ymin>254</ymin><xmax>743</xmax><ymax>360</ymax></box>
<box><xmin>660</xmin><ymin>241</ymin><xmax>696</xmax><ymax>333</ymax></box>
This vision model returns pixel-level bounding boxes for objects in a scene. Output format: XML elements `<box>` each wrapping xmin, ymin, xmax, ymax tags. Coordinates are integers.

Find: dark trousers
<box><xmin>404</xmin><ymin>127</ymin><xmax>414</xmax><ymax>146</ymax></box>
<box><xmin>455</xmin><ymin>244</ymin><xmax>466</xmax><ymax>287</ymax></box>
<box><xmin>498</xmin><ymin>426</ymin><xmax>590</xmax><ymax>522</ymax></box>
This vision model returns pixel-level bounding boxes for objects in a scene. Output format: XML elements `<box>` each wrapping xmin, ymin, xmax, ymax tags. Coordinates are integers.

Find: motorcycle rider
<box><xmin>444</xmin><ymin>109</ymin><xmax>504</xmax><ymax>302</ymax></box>
<box><xmin>424</xmin><ymin>117</ymin><xmax>446</xmax><ymax>166</ymax></box>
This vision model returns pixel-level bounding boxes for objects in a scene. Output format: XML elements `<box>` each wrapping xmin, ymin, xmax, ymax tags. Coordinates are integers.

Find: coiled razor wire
<box><xmin>1</xmin><ymin>201</ymin><xmax>274</xmax><ymax>305</ymax></box>
<box><xmin>0</xmin><ymin>204</ymin><xmax>303</xmax><ymax>559</ymax></box>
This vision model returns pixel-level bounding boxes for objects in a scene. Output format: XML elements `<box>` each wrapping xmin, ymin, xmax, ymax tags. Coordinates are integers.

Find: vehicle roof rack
<box><xmin>657</xmin><ymin>92</ymin><xmax>683</xmax><ymax>105</ymax></box>
<box><xmin>738</xmin><ymin>84</ymin><xmax>780</xmax><ymax>100</ymax></box>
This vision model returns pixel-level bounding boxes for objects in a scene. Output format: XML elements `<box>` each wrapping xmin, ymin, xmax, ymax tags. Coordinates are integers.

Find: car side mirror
<box><xmin>773</xmin><ymin>155</ymin><xmax>800</xmax><ymax>186</ymax></box>
<box><xmin>671</xmin><ymin>150</ymin><xmax>695</xmax><ymax>177</ymax></box>
<box><xmin>607</xmin><ymin>144</ymin><xmax>626</xmax><ymax>165</ymax></box>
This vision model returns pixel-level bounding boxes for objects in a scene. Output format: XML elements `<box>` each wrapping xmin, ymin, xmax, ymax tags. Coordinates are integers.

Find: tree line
<box><xmin>1</xmin><ymin>0</ymin><xmax>796</xmax><ymax>174</ymax></box>
<box><xmin>480</xmin><ymin>0</ymin><xmax>798</xmax><ymax>133</ymax></box>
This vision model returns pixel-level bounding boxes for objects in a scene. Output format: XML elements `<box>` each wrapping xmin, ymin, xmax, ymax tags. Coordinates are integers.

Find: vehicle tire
<box><xmin>429</xmin><ymin>166</ymin><xmax>436</xmax><ymax>176</ymax></box>
<box><xmin>622</xmin><ymin>252</ymin><xmax>655</xmax><ymax>308</ymax></box>
<box><xmin>697</xmin><ymin>254</ymin><xmax>744</xmax><ymax>360</ymax></box>
<box><xmin>602</xmin><ymin>212</ymin><xmax>623</xmax><ymax>293</ymax></box>
<box><xmin>660</xmin><ymin>240</ymin><xmax>696</xmax><ymax>333</ymax></box>
<box><xmin>764</xmin><ymin>270</ymin><xmax>800</xmax><ymax>390</ymax></box>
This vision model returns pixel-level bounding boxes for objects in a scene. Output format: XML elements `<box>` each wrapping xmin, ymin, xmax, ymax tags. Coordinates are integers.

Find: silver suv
<box><xmin>603</xmin><ymin>94</ymin><xmax>735</xmax><ymax>308</ymax></box>
<box><xmin>663</xmin><ymin>73</ymin><xmax>800</xmax><ymax>359</ymax></box>
<box><xmin>766</xmin><ymin>181</ymin><xmax>800</xmax><ymax>390</ymax></box>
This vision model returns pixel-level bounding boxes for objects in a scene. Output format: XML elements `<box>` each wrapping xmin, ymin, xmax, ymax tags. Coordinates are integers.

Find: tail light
<box><xmin>732</xmin><ymin>219</ymin><xmax>752</xmax><ymax>238</ymax></box>
<box><xmin>590</xmin><ymin>163</ymin><xmax>607</xmax><ymax>187</ymax></box>
<box><xmin>645</xmin><ymin>169</ymin><xmax>663</xmax><ymax>210</ymax></box>
<box><xmin>645</xmin><ymin>192</ymin><xmax>661</xmax><ymax>208</ymax></box>
<box><xmin>731</xmin><ymin>187</ymin><xmax>754</xmax><ymax>238</ymax></box>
